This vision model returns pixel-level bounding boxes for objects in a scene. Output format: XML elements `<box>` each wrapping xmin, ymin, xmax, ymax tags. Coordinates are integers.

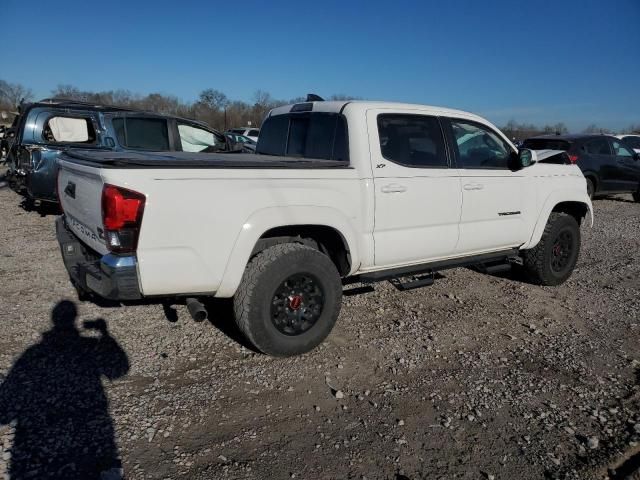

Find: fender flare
<box><xmin>214</xmin><ymin>205</ymin><xmax>361</xmax><ymax>297</ymax></box>
<box><xmin>522</xmin><ymin>189</ymin><xmax>593</xmax><ymax>250</ymax></box>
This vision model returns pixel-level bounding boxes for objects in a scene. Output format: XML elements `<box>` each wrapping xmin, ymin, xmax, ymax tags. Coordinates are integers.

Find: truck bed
<box><xmin>62</xmin><ymin>149</ymin><xmax>351</xmax><ymax>169</ymax></box>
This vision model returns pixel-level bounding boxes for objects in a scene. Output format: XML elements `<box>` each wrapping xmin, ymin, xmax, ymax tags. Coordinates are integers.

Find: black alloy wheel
<box><xmin>270</xmin><ymin>273</ymin><xmax>325</xmax><ymax>336</ymax></box>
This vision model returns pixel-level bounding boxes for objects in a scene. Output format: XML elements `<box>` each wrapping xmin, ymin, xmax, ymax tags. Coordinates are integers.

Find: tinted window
<box><xmin>257</xmin><ymin>113</ymin><xmax>349</xmax><ymax>161</ymax></box>
<box><xmin>377</xmin><ymin>114</ymin><xmax>447</xmax><ymax>167</ymax></box>
<box><xmin>583</xmin><ymin>138</ymin><xmax>611</xmax><ymax>155</ymax></box>
<box><xmin>256</xmin><ymin>115</ymin><xmax>288</xmax><ymax>156</ymax></box>
<box><xmin>248</xmin><ymin>129</ymin><xmax>260</xmax><ymax>137</ymax></box>
<box><xmin>522</xmin><ymin>138</ymin><xmax>571</xmax><ymax>151</ymax></box>
<box><xmin>112</xmin><ymin>117</ymin><xmax>169</xmax><ymax>150</ymax></box>
<box><xmin>612</xmin><ymin>139</ymin><xmax>633</xmax><ymax>157</ymax></box>
<box><xmin>43</xmin><ymin>116</ymin><xmax>96</xmax><ymax>144</ymax></box>
<box><xmin>622</xmin><ymin>136</ymin><xmax>640</xmax><ymax>150</ymax></box>
<box><xmin>450</xmin><ymin>119</ymin><xmax>512</xmax><ymax>169</ymax></box>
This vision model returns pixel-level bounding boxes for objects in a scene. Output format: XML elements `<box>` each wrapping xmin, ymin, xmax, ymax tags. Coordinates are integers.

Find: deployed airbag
<box><xmin>48</xmin><ymin>117</ymin><xmax>90</xmax><ymax>142</ymax></box>
<box><xmin>178</xmin><ymin>124</ymin><xmax>217</xmax><ymax>152</ymax></box>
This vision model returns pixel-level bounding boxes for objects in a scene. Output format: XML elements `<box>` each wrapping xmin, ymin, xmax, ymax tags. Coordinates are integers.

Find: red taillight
<box><xmin>101</xmin><ymin>184</ymin><xmax>145</xmax><ymax>253</ymax></box>
<box><xmin>568</xmin><ymin>154</ymin><xmax>579</xmax><ymax>164</ymax></box>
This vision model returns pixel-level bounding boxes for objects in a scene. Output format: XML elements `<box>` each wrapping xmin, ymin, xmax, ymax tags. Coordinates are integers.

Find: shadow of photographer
<box><xmin>0</xmin><ymin>300</ymin><xmax>129</xmax><ymax>480</ymax></box>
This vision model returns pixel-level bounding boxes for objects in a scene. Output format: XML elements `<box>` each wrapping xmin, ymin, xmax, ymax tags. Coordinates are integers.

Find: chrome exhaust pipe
<box><xmin>186</xmin><ymin>297</ymin><xmax>208</xmax><ymax>322</ymax></box>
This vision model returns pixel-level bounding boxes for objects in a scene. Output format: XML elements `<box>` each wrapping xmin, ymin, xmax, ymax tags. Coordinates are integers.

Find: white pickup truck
<box><xmin>56</xmin><ymin>100</ymin><xmax>592</xmax><ymax>356</ymax></box>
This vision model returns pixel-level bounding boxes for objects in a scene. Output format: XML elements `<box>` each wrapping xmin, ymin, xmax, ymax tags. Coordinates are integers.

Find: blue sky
<box><xmin>3</xmin><ymin>0</ymin><xmax>639</xmax><ymax>131</ymax></box>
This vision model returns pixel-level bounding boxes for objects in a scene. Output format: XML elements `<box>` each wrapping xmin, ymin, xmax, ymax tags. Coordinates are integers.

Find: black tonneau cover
<box><xmin>61</xmin><ymin>149</ymin><xmax>351</xmax><ymax>169</ymax></box>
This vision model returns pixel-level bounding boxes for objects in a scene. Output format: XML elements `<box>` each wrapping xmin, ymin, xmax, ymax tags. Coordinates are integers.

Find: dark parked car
<box><xmin>523</xmin><ymin>134</ymin><xmax>640</xmax><ymax>201</ymax></box>
<box><xmin>6</xmin><ymin>99</ymin><xmax>231</xmax><ymax>204</ymax></box>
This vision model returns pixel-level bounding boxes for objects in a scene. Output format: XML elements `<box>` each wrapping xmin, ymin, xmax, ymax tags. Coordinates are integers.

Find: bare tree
<box><xmin>0</xmin><ymin>80</ymin><xmax>34</xmax><ymax>108</ymax></box>
<box><xmin>198</xmin><ymin>89</ymin><xmax>229</xmax><ymax>111</ymax></box>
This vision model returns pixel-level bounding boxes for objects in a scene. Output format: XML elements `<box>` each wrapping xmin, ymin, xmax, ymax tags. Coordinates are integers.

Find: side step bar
<box><xmin>355</xmin><ymin>249</ymin><xmax>519</xmax><ymax>283</ymax></box>
<box><xmin>343</xmin><ymin>250</ymin><xmax>520</xmax><ymax>294</ymax></box>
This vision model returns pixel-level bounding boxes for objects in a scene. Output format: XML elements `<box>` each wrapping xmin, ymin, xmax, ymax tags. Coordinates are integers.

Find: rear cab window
<box><xmin>112</xmin><ymin>117</ymin><xmax>170</xmax><ymax>150</ymax></box>
<box><xmin>257</xmin><ymin>112</ymin><xmax>349</xmax><ymax>162</ymax></box>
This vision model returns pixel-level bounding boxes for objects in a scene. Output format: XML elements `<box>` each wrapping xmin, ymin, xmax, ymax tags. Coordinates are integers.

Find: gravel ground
<box><xmin>0</xmin><ymin>170</ymin><xmax>639</xmax><ymax>480</ymax></box>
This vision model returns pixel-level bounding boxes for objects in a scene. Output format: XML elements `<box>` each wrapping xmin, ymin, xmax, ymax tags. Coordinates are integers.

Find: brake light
<box><xmin>568</xmin><ymin>154</ymin><xmax>579</xmax><ymax>164</ymax></box>
<box><xmin>101</xmin><ymin>184</ymin><xmax>146</xmax><ymax>253</ymax></box>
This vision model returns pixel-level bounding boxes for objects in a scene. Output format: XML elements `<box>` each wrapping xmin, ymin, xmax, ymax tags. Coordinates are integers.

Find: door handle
<box><xmin>463</xmin><ymin>183</ymin><xmax>484</xmax><ymax>191</ymax></box>
<box><xmin>381</xmin><ymin>184</ymin><xmax>407</xmax><ymax>193</ymax></box>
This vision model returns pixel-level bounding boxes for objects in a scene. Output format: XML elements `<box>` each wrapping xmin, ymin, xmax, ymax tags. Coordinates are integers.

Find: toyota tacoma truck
<box><xmin>55</xmin><ymin>99</ymin><xmax>592</xmax><ymax>356</ymax></box>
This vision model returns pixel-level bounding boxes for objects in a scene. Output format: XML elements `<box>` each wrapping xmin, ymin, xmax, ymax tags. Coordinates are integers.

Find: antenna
<box><xmin>306</xmin><ymin>94</ymin><xmax>324</xmax><ymax>102</ymax></box>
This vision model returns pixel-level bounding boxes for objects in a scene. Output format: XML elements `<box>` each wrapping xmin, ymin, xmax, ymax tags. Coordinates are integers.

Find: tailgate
<box><xmin>58</xmin><ymin>159</ymin><xmax>109</xmax><ymax>255</ymax></box>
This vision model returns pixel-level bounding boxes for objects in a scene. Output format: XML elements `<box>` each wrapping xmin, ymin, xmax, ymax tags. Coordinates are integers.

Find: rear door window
<box><xmin>43</xmin><ymin>116</ymin><xmax>96</xmax><ymax>144</ymax></box>
<box><xmin>257</xmin><ymin>113</ymin><xmax>349</xmax><ymax>161</ymax></box>
<box><xmin>377</xmin><ymin>114</ymin><xmax>447</xmax><ymax>168</ymax></box>
<box><xmin>247</xmin><ymin>129</ymin><xmax>260</xmax><ymax>137</ymax></box>
<box><xmin>112</xmin><ymin>117</ymin><xmax>170</xmax><ymax>150</ymax></box>
<box><xmin>584</xmin><ymin>138</ymin><xmax>611</xmax><ymax>155</ymax></box>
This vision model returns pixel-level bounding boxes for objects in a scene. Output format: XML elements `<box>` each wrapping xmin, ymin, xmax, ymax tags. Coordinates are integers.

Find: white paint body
<box><xmin>57</xmin><ymin>101</ymin><xmax>592</xmax><ymax>298</ymax></box>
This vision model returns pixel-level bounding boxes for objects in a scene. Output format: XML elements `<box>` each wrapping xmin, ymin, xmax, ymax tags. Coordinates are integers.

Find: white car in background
<box><xmin>616</xmin><ymin>134</ymin><xmax>640</xmax><ymax>154</ymax></box>
<box><xmin>228</xmin><ymin>127</ymin><xmax>260</xmax><ymax>142</ymax></box>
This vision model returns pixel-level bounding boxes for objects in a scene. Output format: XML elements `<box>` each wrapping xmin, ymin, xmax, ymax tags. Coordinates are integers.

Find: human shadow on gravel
<box><xmin>0</xmin><ymin>300</ymin><xmax>129</xmax><ymax>480</ymax></box>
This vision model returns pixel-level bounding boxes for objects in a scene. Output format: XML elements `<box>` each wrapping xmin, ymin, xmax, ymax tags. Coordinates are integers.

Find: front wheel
<box><xmin>633</xmin><ymin>187</ymin><xmax>640</xmax><ymax>203</ymax></box>
<box><xmin>233</xmin><ymin>243</ymin><xmax>342</xmax><ymax>356</ymax></box>
<box><xmin>521</xmin><ymin>212</ymin><xmax>581</xmax><ymax>286</ymax></box>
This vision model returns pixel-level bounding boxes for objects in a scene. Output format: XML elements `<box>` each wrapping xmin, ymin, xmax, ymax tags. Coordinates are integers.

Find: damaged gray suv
<box><xmin>6</xmin><ymin>99</ymin><xmax>230</xmax><ymax>204</ymax></box>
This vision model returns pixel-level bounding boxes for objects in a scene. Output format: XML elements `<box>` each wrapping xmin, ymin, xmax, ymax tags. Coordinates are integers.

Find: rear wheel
<box><xmin>586</xmin><ymin>178</ymin><xmax>595</xmax><ymax>199</ymax></box>
<box><xmin>233</xmin><ymin>243</ymin><xmax>342</xmax><ymax>356</ymax></box>
<box><xmin>522</xmin><ymin>212</ymin><xmax>580</xmax><ymax>286</ymax></box>
<box><xmin>633</xmin><ymin>187</ymin><xmax>640</xmax><ymax>203</ymax></box>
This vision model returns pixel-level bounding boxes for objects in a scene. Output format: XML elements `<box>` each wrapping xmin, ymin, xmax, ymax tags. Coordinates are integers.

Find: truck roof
<box><xmin>268</xmin><ymin>100</ymin><xmax>488</xmax><ymax>123</ymax></box>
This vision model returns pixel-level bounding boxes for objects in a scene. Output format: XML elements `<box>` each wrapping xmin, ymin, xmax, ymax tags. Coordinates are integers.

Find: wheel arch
<box><xmin>214</xmin><ymin>206</ymin><xmax>360</xmax><ymax>297</ymax></box>
<box><xmin>523</xmin><ymin>190</ymin><xmax>593</xmax><ymax>250</ymax></box>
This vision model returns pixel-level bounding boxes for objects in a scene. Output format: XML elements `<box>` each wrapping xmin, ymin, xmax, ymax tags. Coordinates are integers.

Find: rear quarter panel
<box><xmin>100</xmin><ymin>168</ymin><xmax>368</xmax><ymax>297</ymax></box>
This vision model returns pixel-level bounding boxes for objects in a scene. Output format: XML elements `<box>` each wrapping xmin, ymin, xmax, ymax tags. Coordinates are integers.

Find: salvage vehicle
<box><xmin>523</xmin><ymin>134</ymin><xmax>640</xmax><ymax>200</ymax></box>
<box><xmin>55</xmin><ymin>99</ymin><xmax>593</xmax><ymax>356</ymax></box>
<box><xmin>616</xmin><ymin>134</ymin><xmax>640</xmax><ymax>154</ymax></box>
<box><xmin>6</xmin><ymin>99</ymin><xmax>230</xmax><ymax>203</ymax></box>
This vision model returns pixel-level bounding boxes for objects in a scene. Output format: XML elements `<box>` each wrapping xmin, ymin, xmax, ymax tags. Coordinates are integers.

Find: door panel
<box><xmin>446</xmin><ymin>118</ymin><xmax>531</xmax><ymax>254</ymax></box>
<box><xmin>457</xmin><ymin>170</ymin><xmax>530</xmax><ymax>253</ymax></box>
<box><xmin>368</xmin><ymin>110</ymin><xmax>462</xmax><ymax>267</ymax></box>
<box><xmin>611</xmin><ymin>139</ymin><xmax>640</xmax><ymax>192</ymax></box>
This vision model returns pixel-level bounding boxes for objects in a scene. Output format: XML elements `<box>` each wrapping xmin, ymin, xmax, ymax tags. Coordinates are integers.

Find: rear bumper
<box><xmin>56</xmin><ymin>216</ymin><xmax>142</xmax><ymax>300</ymax></box>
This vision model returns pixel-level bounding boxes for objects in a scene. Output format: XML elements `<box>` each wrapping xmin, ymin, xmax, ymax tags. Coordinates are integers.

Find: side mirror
<box><xmin>634</xmin><ymin>152</ymin><xmax>640</xmax><ymax>161</ymax></box>
<box><xmin>518</xmin><ymin>148</ymin><xmax>537</xmax><ymax>168</ymax></box>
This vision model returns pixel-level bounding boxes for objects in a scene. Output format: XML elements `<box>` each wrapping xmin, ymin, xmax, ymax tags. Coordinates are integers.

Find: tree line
<box><xmin>1</xmin><ymin>78</ymin><xmax>638</xmax><ymax>135</ymax></box>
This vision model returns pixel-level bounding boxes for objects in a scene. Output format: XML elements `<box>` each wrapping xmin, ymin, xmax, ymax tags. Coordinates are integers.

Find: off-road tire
<box><xmin>522</xmin><ymin>212</ymin><xmax>580</xmax><ymax>286</ymax></box>
<box><xmin>233</xmin><ymin>243</ymin><xmax>342</xmax><ymax>356</ymax></box>
<box><xmin>633</xmin><ymin>188</ymin><xmax>640</xmax><ymax>203</ymax></box>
